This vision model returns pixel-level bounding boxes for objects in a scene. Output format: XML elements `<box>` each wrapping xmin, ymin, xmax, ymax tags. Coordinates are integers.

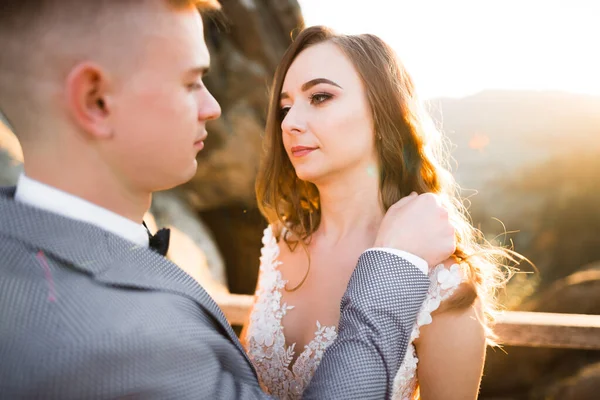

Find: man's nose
<box><xmin>198</xmin><ymin>88</ymin><xmax>221</xmax><ymax>122</ymax></box>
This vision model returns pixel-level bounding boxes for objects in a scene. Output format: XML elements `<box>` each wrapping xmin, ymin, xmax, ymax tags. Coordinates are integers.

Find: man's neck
<box><xmin>23</xmin><ymin>163</ymin><xmax>151</xmax><ymax>224</ymax></box>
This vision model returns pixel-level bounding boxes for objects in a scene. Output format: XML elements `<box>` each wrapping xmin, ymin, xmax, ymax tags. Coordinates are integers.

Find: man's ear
<box><xmin>65</xmin><ymin>62</ymin><xmax>114</xmax><ymax>140</ymax></box>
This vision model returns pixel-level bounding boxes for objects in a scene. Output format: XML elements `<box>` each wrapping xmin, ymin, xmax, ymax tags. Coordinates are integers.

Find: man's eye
<box><xmin>188</xmin><ymin>82</ymin><xmax>203</xmax><ymax>90</ymax></box>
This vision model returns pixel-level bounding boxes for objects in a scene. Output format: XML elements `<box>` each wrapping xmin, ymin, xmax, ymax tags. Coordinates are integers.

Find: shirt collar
<box><xmin>14</xmin><ymin>173</ymin><xmax>149</xmax><ymax>248</ymax></box>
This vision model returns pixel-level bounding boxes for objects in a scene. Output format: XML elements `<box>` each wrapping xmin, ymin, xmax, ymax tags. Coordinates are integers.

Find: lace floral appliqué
<box><xmin>244</xmin><ymin>227</ymin><xmax>338</xmax><ymax>399</ymax></box>
<box><xmin>245</xmin><ymin>226</ymin><xmax>464</xmax><ymax>400</ymax></box>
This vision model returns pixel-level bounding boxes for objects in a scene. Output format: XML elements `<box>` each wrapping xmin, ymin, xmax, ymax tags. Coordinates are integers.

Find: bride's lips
<box><xmin>291</xmin><ymin>146</ymin><xmax>318</xmax><ymax>157</ymax></box>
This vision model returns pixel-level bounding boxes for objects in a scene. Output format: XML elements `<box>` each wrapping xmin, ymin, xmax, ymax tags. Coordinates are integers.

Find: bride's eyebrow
<box><xmin>280</xmin><ymin>78</ymin><xmax>343</xmax><ymax>100</ymax></box>
<box><xmin>300</xmin><ymin>78</ymin><xmax>342</xmax><ymax>91</ymax></box>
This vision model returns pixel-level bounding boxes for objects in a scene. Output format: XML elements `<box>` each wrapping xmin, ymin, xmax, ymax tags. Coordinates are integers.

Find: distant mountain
<box><xmin>426</xmin><ymin>90</ymin><xmax>600</xmax><ymax>191</ymax></box>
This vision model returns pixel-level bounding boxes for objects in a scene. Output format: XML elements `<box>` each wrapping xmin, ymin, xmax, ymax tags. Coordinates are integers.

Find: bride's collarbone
<box><xmin>277</xmin><ymin>247</ymin><xmax>357</xmax><ymax>296</ymax></box>
<box><xmin>274</xmin><ymin>246</ymin><xmax>364</xmax><ymax>350</ymax></box>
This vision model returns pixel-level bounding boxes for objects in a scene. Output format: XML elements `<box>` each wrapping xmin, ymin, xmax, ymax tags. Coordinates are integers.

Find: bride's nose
<box><xmin>281</xmin><ymin>106</ymin><xmax>307</xmax><ymax>136</ymax></box>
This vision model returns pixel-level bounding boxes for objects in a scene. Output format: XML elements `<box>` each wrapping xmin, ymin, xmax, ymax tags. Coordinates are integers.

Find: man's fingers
<box><xmin>440</xmin><ymin>207</ymin><xmax>449</xmax><ymax>219</ymax></box>
<box><xmin>391</xmin><ymin>192</ymin><xmax>418</xmax><ymax>209</ymax></box>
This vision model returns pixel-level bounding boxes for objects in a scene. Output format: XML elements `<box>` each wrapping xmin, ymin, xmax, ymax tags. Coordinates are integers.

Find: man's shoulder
<box><xmin>0</xmin><ymin>235</ymin><xmax>209</xmax><ymax>343</ymax></box>
<box><xmin>0</xmin><ymin>231</ymin><xmax>37</xmax><ymax>270</ymax></box>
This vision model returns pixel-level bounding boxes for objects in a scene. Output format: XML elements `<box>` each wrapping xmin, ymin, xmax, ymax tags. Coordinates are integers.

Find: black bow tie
<box><xmin>142</xmin><ymin>222</ymin><xmax>171</xmax><ymax>257</ymax></box>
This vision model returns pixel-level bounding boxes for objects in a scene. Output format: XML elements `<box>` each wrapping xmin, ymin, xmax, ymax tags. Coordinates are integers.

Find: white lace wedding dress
<box><xmin>244</xmin><ymin>226</ymin><xmax>464</xmax><ymax>399</ymax></box>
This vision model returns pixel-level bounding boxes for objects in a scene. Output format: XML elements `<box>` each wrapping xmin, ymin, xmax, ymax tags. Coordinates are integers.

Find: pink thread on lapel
<box><xmin>36</xmin><ymin>251</ymin><xmax>57</xmax><ymax>302</ymax></box>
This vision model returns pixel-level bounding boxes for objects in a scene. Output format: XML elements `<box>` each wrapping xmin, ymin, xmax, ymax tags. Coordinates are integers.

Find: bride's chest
<box><xmin>275</xmin><ymin>247</ymin><xmax>364</xmax><ymax>351</ymax></box>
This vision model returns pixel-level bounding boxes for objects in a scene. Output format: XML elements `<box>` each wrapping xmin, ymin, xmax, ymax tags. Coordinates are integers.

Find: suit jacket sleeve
<box><xmin>303</xmin><ymin>250</ymin><xmax>430</xmax><ymax>399</ymax></box>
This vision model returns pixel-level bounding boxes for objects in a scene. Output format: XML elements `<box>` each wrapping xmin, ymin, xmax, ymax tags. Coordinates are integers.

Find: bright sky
<box><xmin>298</xmin><ymin>0</ymin><xmax>600</xmax><ymax>99</ymax></box>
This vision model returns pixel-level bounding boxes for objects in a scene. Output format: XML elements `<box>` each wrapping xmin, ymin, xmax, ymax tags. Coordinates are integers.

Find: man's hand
<box><xmin>374</xmin><ymin>192</ymin><xmax>456</xmax><ymax>268</ymax></box>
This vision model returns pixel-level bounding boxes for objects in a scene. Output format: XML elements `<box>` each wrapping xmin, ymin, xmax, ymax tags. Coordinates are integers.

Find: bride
<box><xmin>242</xmin><ymin>25</ymin><xmax>514</xmax><ymax>399</ymax></box>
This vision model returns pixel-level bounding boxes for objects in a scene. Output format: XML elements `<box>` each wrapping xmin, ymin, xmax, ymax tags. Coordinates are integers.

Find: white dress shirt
<box><xmin>14</xmin><ymin>174</ymin><xmax>149</xmax><ymax>248</ymax></box>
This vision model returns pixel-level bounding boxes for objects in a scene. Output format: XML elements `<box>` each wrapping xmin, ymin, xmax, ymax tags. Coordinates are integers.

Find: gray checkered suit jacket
<box><xmin>0</xmin><ymin>186</ymin><xmax>430</xmax><ymax>399</ymax></box>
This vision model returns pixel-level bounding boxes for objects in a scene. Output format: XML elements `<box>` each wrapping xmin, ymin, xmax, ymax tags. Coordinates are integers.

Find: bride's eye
<box><xmin>310</xmin><ymin>92</ymin><xmax>333</xmax><ymax>105</ymax></box>
<box><xmin>280</xmin><ymin>106</ymin><xmax>291</xmax><ymax>119</ymax></box>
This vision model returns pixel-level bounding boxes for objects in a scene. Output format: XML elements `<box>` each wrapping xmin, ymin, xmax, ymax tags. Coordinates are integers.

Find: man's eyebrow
<box><xmin>189</xmin><ymin>66</ymin><xmax>210</xmax><ymax>76</ymax></box>
<box><xmin>280</xmin><ymin>78</ymin><xmax>342</xmax><ymax>100</ymax></box>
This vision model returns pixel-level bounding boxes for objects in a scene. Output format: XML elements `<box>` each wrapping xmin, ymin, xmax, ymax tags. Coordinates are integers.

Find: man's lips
<box><xmin>194</xmin><ymin>132</ymin><xmax>208</xmax><ymax>150</ymax></box>
<box><xmin>194</xmin><ymin>140</ymin><xmax>205</xmax><ymax>150</ymax></box>
<box><xmin>291</xmin><ymin>146</ymin><xmax>318</xmax><ymax>157</ymax></box>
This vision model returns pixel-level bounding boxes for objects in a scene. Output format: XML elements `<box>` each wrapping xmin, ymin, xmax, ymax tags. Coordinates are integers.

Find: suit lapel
<box><xmin>95</xmin><ymin>236</ymin><xmax>255</xmax><ymax>371</ymax></box>
<box><xmin>0</xmin><ymin>187</ymin><xmax>257</xmax><ymax>377</ymax></box>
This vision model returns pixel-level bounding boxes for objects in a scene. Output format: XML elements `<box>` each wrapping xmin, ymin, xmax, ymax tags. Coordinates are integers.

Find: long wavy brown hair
<box><xmin>255</xmin><ymin>25</ymin><xmax>520</xmax><ymax>340</ymax></box>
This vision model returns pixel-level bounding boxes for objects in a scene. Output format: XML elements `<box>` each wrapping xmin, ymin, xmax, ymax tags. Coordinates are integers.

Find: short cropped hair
<box><xmin>0</xmin><ymin>0</ymin><xmax>219</xmax><ymax>132</ymax></box>
<box><xmin>0</xmin><ymin>0</ymin><xmax>219</xmax><ymax>31</ymax></box>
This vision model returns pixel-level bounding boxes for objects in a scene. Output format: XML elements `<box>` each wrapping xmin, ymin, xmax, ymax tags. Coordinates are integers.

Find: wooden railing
<box><xmin>217</xmin><ymin>294</ymin><xmax>600</xmax><ymax>350</ymax></box>
<box><xmin>493</xmin><ymin>311</ymin><xmax>600</xmax><ymax>349</ymax></box>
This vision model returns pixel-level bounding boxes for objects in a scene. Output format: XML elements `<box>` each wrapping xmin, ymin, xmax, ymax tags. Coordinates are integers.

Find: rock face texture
<box><xmin>184</xmin><ymin>0</ymin><xmax>304</xmax><ymax>211</ymax></box>
<box><xmin>182</xmin><ymin>0</ymin><xmax>304</xmax><ymax>294</ymax></box>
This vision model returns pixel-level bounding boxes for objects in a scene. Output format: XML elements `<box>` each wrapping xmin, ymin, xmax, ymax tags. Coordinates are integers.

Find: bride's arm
<box><xmin>415</xmin><ymin>272</ymin><xmax>487</xmax><ymax>400</ymax></box>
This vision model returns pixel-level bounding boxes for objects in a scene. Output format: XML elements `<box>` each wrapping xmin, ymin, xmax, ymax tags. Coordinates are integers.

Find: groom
<box><xmin>0</xmin><ymin>1</ymin><xmax>455</xmax><ymax>399</ymax></box>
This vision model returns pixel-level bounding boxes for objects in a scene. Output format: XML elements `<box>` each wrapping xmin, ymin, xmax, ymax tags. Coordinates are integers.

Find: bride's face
<box><xmin>279</xmin><ymin>42</ymin><xmax>377</xmax><ymax>184</ymax></box>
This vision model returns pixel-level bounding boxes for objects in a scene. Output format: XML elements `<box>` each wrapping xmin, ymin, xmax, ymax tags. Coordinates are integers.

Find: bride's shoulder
<box><xmin>260</xmin><ymin>223</ymin><xmax>290</xmax><ymax>257</ymax></box>
<box><xmin>258</xmin><ymin>223</ymin><xmax>304</xmax><ymax>275</ymax></box>
<box><xmin>262</xmin><ymin>222</ymin><xmax>286</xmax><ymax>246</ymax></box>
<box><xmin>429</xmin><ymin>259</ymin><xmax>478</xmax><ymax>316</ymax></box>
<box><xmin>414</xmin><ymin>259</ymin><xmax>484</xmax><ymax>346</ymax></box>
<box><xmin>265</xmin><ymin>222</ymin><xmax>284</xmax><ymax>238</ymax></box>
<box><xmin>265</xmin><ymin>222</ymin><xmax>302</xmax><ymax>246</ymax></box>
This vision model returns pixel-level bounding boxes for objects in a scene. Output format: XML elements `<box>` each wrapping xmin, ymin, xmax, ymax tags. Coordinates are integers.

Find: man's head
<box><xmin>0</xmin><ymin>0</ymin><xmax>221</xmax><ymax>194</ymax></box>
